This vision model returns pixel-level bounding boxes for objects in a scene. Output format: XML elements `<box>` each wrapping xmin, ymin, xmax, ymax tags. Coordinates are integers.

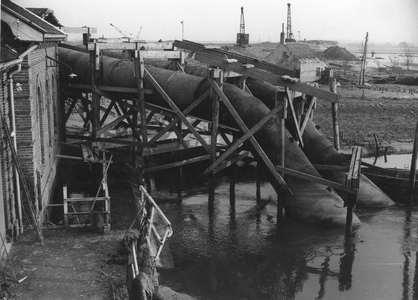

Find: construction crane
<box><xmin>135</xmin><ymin>26</ymin><xmax>142</xmax><ymax>39</ymax></box>
<box><xmin>236</xmin><ymin>7</ymin><xmax>249</xmax><ymax>47</ymax></box>
<box><xmin>285</xmin><ymin>3</ymin><xmax>296</xmax><ymax>43</ymax></box>
<box><xmin>110</xmin><ymin>23</ymin><xmax>133</xmax><ymax>39</ymax></box>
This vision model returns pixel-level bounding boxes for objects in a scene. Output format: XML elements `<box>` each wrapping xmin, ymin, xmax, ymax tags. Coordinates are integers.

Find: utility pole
<box><xmin>180</xmin><ymin>21</ymin><xmax>184</xmax><ymax>40</ymax></box>
<box><xmin>358</xmin><ymin>32</ymin><xmax>368</xmax><ymax>85</ymax></box>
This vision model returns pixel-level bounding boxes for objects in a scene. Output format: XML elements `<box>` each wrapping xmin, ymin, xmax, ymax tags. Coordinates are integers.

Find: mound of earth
<box><xmin>320</xmin><ymin>46</ymin><xmax>359</xmax><ymax>61</ymax></box>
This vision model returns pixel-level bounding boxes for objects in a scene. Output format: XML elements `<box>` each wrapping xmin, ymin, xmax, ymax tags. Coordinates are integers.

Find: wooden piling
<box><xmin>330</xmin><ymin>78</ymin><xmax>340</xmax><ymax>152</ymax></box>
<box><xmin>209</xmin><ymin>69</ymin><xmax>223</xmax><ymax>209</ymax></box>
<box><xmin>345</xmin><ymin>147</ymin><xmax>361</xmax><ymax>234</ymax></box>
<box><xmin>408</xmin><ymin>120</ymin><xmax>418</xmax><ymax>205</ymax></box>
<box><xmin>229</xmin><ymin>163</ymin><xmax>236</xmax><ymax>206</ymax></box>
<box><xmin>256</xmin><ymin>162</ymin><xmax>261</xmax><ymax>203</ymax></box>
<box><xmin>277</xmin><ymin>91</ymin><xmax>286</xmax><ymax>218</ymax></box>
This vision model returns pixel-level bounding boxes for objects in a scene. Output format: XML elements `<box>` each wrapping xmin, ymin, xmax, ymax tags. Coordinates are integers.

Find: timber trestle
<box><xmin>58</xmin><ymin>39</ymin><xmax>359</xmax><ymax>230</ymax></box>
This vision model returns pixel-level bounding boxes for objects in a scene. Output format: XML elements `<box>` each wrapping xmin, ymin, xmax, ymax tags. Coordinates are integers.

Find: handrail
<box><xmin>138</xmin><ymin>185</ymin><xmax>173</xmax><ymax>262</ymax></box>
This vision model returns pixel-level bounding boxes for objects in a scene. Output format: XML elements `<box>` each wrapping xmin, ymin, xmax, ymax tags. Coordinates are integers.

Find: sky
<box><xmin>12</xmin><ymin>0</ymin><xmax>418</xmax><ymax>45</ymax></box>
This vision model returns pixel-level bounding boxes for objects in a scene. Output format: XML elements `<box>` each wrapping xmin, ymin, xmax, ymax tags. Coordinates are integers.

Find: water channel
<box><xmin>152</xmin><ymin>166</ymin><xmax>418</xmax><ymax>300</ymax></box>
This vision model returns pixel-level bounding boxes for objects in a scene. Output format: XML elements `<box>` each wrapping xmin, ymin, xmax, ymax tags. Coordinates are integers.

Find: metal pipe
<box><xmin>58</xmin><ymin>48</ymin><xmax>360</xmax><ymax>226</ymax></box>
<box><xmin>8</xmin><ymin>44</ymin><xmax>38</xmax><ymax>234</ymax></box>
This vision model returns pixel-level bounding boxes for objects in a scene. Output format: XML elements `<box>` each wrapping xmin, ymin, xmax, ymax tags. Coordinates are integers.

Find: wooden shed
<box><xmin>265</xmin><ymin>42</ymin><xmax>327</xmax><ymax>82</ymax></box>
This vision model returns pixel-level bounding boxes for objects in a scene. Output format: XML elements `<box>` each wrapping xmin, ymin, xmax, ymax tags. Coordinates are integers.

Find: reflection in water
<box><xmin>339</xmin><ymin>234</ymin><xmax>356</xmax><ymax>291</ymax></box>
<box><xmin>155</xmin><ymin>175</ymin><xmax>418</xmax><ymax>300</ymax></box>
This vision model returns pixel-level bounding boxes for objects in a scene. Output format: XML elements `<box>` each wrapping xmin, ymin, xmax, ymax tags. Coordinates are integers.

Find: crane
<box><xmin>110</xmin><ymin>23</ymin><xmax>133</xmax><ymax>39</ymax></box>
<box><xmin>135</xmin><ymin>26</ymin><xmax>142</xmax><ymax>40</ymax></box>
<box><xmin>285</xmin><ymin>3</ymin><xmax>296</xmax><ymax>43</ymax></box>
<box><xmin>236</xmin><ymin>7</ymin><xmax>249</xmax><ymax>47</ymax></box>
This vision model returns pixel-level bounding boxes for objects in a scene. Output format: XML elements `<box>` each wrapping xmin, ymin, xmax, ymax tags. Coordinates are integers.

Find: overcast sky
<box><xmin>12</xmin><ymin>0</ymin><xmax>418</xmax><ymax>45</ymax></box>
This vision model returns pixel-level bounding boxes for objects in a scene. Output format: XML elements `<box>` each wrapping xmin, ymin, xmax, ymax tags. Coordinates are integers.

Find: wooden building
<box><xmin>265</xmin><ymin>42</ymin><xmax>327</xmax><ymax>82</ymax></box>
<box><xmin>1</xmin><ymin>0</ymin><xmax>66</xmax><ymax>248</ymax></box>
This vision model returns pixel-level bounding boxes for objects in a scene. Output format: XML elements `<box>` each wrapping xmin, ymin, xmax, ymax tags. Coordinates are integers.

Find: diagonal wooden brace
<box><xmin>205</xmin><ymin>78</ymin><xmax>292</xmax><ymax>194</ymax></box>
<box><xmin>144</xmin><ymin>68</ymin><xmax>211</xmax><ymax>153</ymax></box>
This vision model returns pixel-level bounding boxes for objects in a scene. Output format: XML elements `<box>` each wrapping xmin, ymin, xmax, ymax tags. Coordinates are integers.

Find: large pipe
<box><xmin>246</xmin><ymin>78</ymin><xmax>395</xmax><ymax>207</ymax></box>
<box><xmin>58</xmin><ymin>47</ymin><xmax>359</xmax><ymax>226</ymax></box>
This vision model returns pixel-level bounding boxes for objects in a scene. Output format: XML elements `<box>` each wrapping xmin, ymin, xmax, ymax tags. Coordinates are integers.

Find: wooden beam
<box><xmin>193</xmin><ymin>51</ymin><xmax>340</xmax><ymax>103</ymax></box>
<box><xmin>87</xmin><ymin>42</ymin><xmax>174</xmax><ymax>51</ymax></box>
<box><xmin>313</xmin><ymin>164</ymin><xmax>350</xmax><ymax>171</ymax></box>
<box><xmin>286</xmin><ymin>87</ymin><xmax>304</xmax><ymax>147</ymax></box>
<box><xmin>205</xmin><ymin>79</ymin><xmax>291</xmax><ymax>194</ymax></box>
<box><xmin>97</xmin><ymin>109</ymin><xmax>134</xmax><ymax>135</ymax></box>
<box><xmin>149</xmin><ymin>89</ymin><xmax>210</xmax><ymax>143</ymax></box>
<box><xmin>65</xmin><ymin>134</ymin><xmax>156</xmax><ymax>147</ymax></box>
<box><xmin>143</xmin><ymin>154</ymin><xmax>211</xmax><ymax>173</ymax></box>
<box><xmin>275</xmin><ymin>165</ymin><xmax>357</xmax><ymax>194</ymax></box>
<box><xmin>62</xmin><ymin>27</ymin><xmax>97</xmax><ymax>34</ymax></box>
<box><xmin>173</xmin><ymin>40</ymin><xmax>295</xmax><ymax>77</ymax></box>
<box><xmin>61</xmin><ymin>83</ymin><xmax>154</xmax><ymax>95</ymax></box>
<box><xmin>203</xmin><ymin>98</ymin><xmax>284</xmax><ymax>175</ymax></box>
<box><xmin>144</xmin><ymin>68</ymin><xmax>211</xmax><ymax>153</ymax></box>
<box><xmin>300</xmin><ymin>97</ymin><xmax>316</xmax><ymax>134</ymax></box>
<box><xmin>213</xmin><ymin>151</ymin><xmax>252</xmax><ymax>175</ymax></box>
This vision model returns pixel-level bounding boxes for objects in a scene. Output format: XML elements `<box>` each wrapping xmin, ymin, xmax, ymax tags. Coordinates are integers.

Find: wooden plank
<box><xmin>143</xmin><ymin>154</ymin><xmax>211</xmax><ymax>173</ymax></box>
<box><xmin>300</xmin><ymin>97</ymin><xmax>317</xmax><ymax>135</ymax></box>
<box><xmin>62</xmin><ymin>27</ymin><xmax>97</xmax><ymax>34</ymax></box>
<box><xmin>140</xmin><ymin>51</ymin><xmax>181</xmax><ymax>59</ymax></box>
<box><xmin>213</xmin><ymin>151</ymin><xmax>252</xmax><ymax>175</ymax></box>
<box><xmin>62</xmin><ymin>83</ymin><xmax>154</xmax><ymax>95</ymax></box>
<box><xmin>275</xmin><ymin>165</ymin><xmax>357</xmax><ymax>194</ymax></box>
<box><xmin>149</xmin><ymin>89</ymin><xmax>210</xmax><ymax>143</ymax></box>
<box><xmin>174</xmin><ymin>39</ymin><xmax>295</xmax><ymax>77</ymax></box>
<box><xmin>143</xmin><ymin>136</ymin><xmax>214</xmax><ymax>156</ymax></box>
<box><xmin>87</xmin><ymin>42</ymin><xmax>173</xmax><ymax>51</ymax></box>
<box><xmin>97</xmin><ymin>109</ymin><xmax>134</xmax><ymax>135</ymax></box>
<box><xmin>286</xmin><ymin>87</ymin><xmax>304</xmax><ymax>147</ymax></box>
<box><xmin>193</xmin><ymin>51</ymin><xmax>340</xmax><ymax>103</ymax></box>
<box><xmin>206</xmin><ymin>79</ymin><xmax>291</xmax><ymax>194</ymax></box>
<box><xmin>144</xmin><ymin>68</ymin><xmax>211</xmax><ymax>153</ymax></box>
<box><xmin>313</xmin><ymin>164</ymin><xmax>350</xmax><ymax>171</ymax></box>
<box><xmin>203</xmin><ymin>94</ymin><xmax>284</xmax><ymax>175</ymax></box>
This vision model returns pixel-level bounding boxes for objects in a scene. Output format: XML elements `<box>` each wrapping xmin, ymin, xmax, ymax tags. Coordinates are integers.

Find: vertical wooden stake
<box><xmin>229</xmin><ymin>162</ymin><xmax>236</xmax><ymax>206</ymax></box>
<box><xmin>135</xmin><ymin>50</ymin><xmax>150</xmax><ymax>192</ymax></box>
<box><xmin>90</xmin><ymin>44</ymin><xmax>101</xmax><ymax>140</ymax></box>
<box><xmin>177</xmin><ymin>120</ymin><xmax>183</xmax><ymax>199</ymax></box>
<box><xmin>256</xmin><ymin>162</ymin><xmax>261</xmax><ymax>203</ymax></box>
<box><xmin>209</xmin><ymin>69</ymin><xmax>222</xmax><ymax>209</ymax></box>
<box><xmin>277</xmin><ymin>91</ymin><xmax>287</xmax><ymax>219</ymax></box>
<box><xmin>409</xmin><ymin>120</ymin><xmax>418</xmax><ymax>205</ymax></box>
<box><xmin>330</xmin><ymin>78</ymin><xmax>340</xmax><ymax>152</ymax></box>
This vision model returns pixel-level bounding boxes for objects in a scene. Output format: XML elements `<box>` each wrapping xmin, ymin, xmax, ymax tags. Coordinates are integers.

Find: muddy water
<box><xmin>153</xmin><ymin>176</ymin><xmax>418</xmax><ymax>300</ymax></box>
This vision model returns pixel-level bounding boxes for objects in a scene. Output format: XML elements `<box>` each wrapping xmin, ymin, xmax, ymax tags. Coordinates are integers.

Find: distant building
<box><xmin>265</xmin><ymin>42</ymin><xmax>327</xmax><ymax>82</ymax></box>
<box><xmin>1</xmin><ymin>0</ymin><xmax>66</xmax><ymax>246</ymax></box>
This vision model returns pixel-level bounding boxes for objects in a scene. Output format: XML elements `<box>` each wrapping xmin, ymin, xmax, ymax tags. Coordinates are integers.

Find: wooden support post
<box><xmin>345</xmin><ymin>147</ymin><xmax>361</xmax><ymax>235</ymax></box>
<box><xmin>135</xmin><ymin>50</ymin><xmax>150</xmax><ymax>191</ymax></box>
<box><xmin>330</xmin><ymin>78</ymin><xmax>340</xmax><ymax>152</ymax></box>
<box><xmin>209</xmin><ymin>69</ymin><xmax>223</xmax><ymax>209</ymax></box>
<box><xmin>177</xmin><ymin>120</ymin><xmax>183</xmax><ymax>199</ymax></box>
<box><xmin>408</xmin><ymin>120</ymin><xmax>418</xmax><ymax>205</ymax></box>
<box><xmin>90</xmin><ymin>43</ymin><xmax>101</xmax><ymax>140</ymax></box>
<box><xmin>278</xmin><ymin>91</ymin><xmax>287</xmax><ymax>219</ymax></box>
<box><xmin>229</xmin><ymin>138</ymin><xmax>237</xmax><ymax>206</ymax></box>
<box><xmin>256</xmin><ymin>162</ymin><xmax>261</xmax><ymax>203</ymax></box>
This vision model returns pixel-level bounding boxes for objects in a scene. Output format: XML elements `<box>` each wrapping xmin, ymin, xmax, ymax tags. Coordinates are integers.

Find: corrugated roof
<box><xmin>26</xmin><ymin>8</ymin><xmax>63</xmax><ymax>28</ymax></box>
<box><xmin>1</xmin><ymin>0</ymin><xmax>66</xmax><ymax>41</ymax></box>
<box><xmin>285</xmin><ymin>43</ymin><xmax>318</xmax><ymax>59</ymax></box>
